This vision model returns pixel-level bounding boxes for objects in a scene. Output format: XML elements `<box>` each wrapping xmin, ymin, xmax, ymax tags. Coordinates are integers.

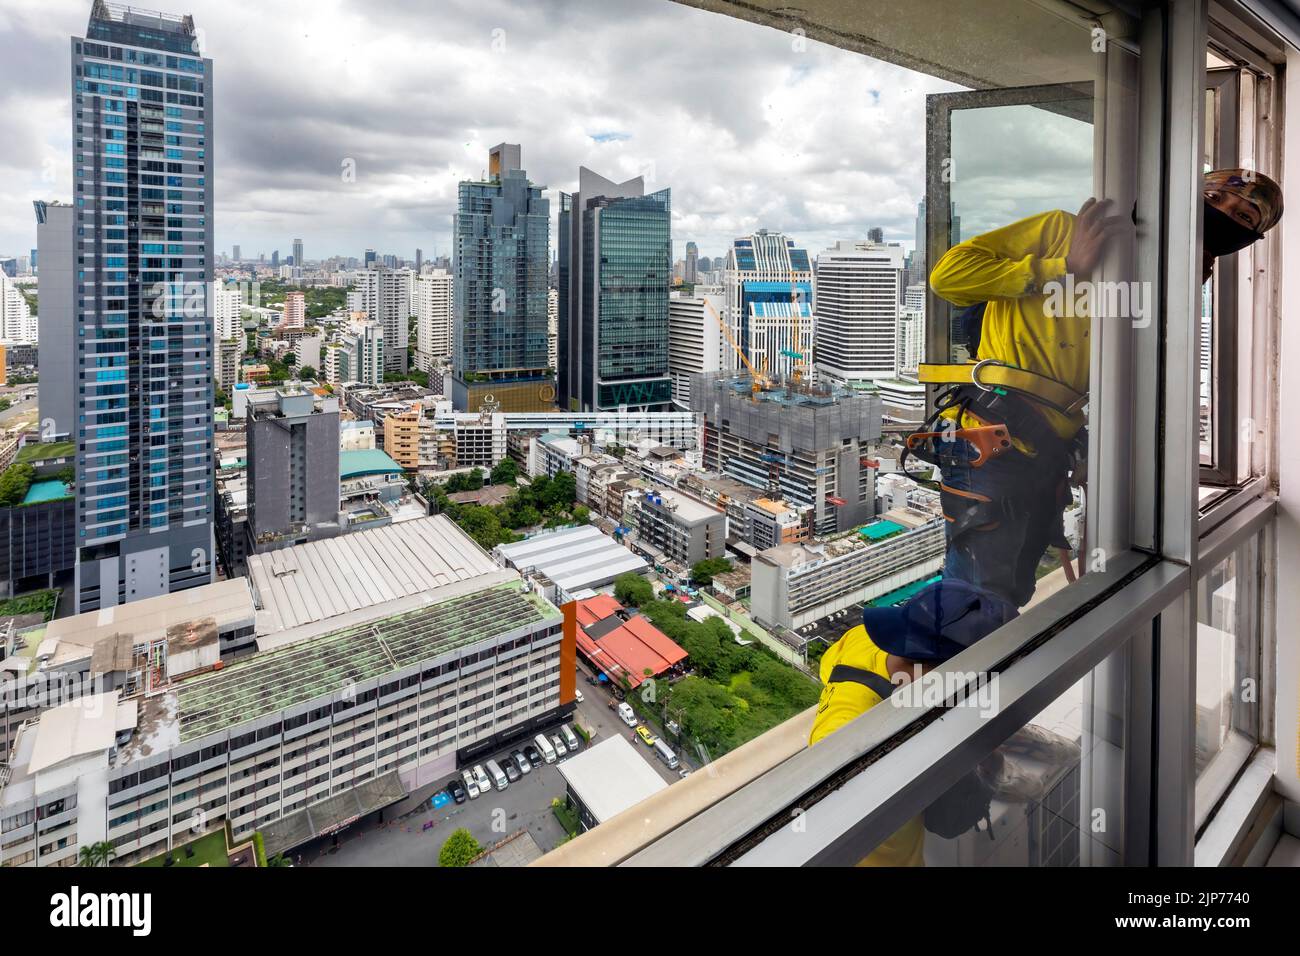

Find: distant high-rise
<box><xmin>415</xmin><ymin>247</ymin><xmax>423</xmax><ymax>273</ymax></box>
<box><xmin>71</xmin><ymin>2</ymin><xmax>215</xmax><ymax>611</ymax></box>
<box><xmin>685</xmin><ymin>241</ymin><xmax>699</xmax><ymax>284</ymax></box>
<box><xmin>558</xmin><ymin>167</ymin><xmax>672</xmax><ymax>412</ymax></box>
<box><xmin>813</xmin><ymin>239</ymin><xmax>905</xmax><ymax>384</ymax></box>
<box><xmin>668</xmin><ymin>284</ymin><xmax>726</xmax><ymax>409</ymax></box>
<box><xmin>364</xmin><ymin>248</ymin><xmax>376</xmax><ymax>268</ymax></box>
<box><xmin>413</xmin><ymin>269</ymin><xmax>453</xmax><ymax>371</ymax></box>
<box><xmin>722</xmin><ymin>230</ymin><xmax>814</xmax><ymax>382</ymax></box>
<box><xmin>451</xmin><ymin>144</ymin><xmax>552</xmax><ymax>411</ymax></box>
<box><xmin>353</xmin><ymin>266</ymin><xmax>412</xmax><ymax>374</ymax></box>
<box><xmin>232</xmin><ymin>244</ymin><xmax>241</xmax><ymax>262</ymax></box>
<box><xmin>292</xmin><ymin>238</ymin><xmax>304</xmax><ymax>269</ymax></box>
<box><xmin>271</xmin><ymin>250</ymin><xmax>280</xmax><ymax>269</ymax></box>
<box><xmin>281</xmin><ymin>291</ymin><xmax>306</xmax><ymax>330</ymax></box>
<box><xmin>867</xmin><ymin>227</ymin><xmax>884</xmax><ymax>244</ymax></box>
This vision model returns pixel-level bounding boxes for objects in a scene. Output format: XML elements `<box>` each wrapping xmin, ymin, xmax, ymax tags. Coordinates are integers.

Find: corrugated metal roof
<box><xmin>496</xmin><ymin>525</ymin><xmax>648</xmax><ymax>593</ymax></box>
<box><xmin>248</xmin><ymin>515</ymin><xmax>499</xmax><ymax>634</ymax></box>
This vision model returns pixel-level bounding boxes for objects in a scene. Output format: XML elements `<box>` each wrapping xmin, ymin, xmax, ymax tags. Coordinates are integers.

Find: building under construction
<box><xmin>689</xmin><ymin>371</ymin><xmax>883</xmax><ymax>536</ymax></box>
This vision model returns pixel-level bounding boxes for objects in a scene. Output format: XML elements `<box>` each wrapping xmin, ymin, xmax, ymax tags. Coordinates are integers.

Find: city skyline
<box><xmin>0</xmin><ymin>0</ymin><xmax>958</xmax><ymax>260</ymax></box>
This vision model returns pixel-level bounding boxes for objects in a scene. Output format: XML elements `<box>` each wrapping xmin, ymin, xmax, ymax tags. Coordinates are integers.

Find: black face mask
<box><xmin>1204</xmin><ymin>200</ymin><xmax>1264</xmax><ymax>257</ymax></box>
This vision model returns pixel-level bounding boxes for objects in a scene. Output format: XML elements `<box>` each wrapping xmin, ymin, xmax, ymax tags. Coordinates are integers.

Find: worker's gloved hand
<box><xmin>1065</xmin><ymin>197</ymin><xmax>1130</xmax><ymax>277</ymax></box>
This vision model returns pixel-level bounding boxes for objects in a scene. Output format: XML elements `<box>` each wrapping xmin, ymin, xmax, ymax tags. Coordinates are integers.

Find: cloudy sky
<box><xmin>0</xmin><ymin>0</ymin><xmax>973</xmax><ymax>264</ymax></box>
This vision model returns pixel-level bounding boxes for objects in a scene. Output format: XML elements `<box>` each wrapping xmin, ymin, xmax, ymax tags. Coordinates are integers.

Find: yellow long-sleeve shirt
<box><xmin>929</xmin><ymin>209</ymin><xmax>1088</xmax><ymax>439</ymax></box>
<box><xmin>810</xmin><ymin>625</ymin><xmax>925</xmax><ymax>867</ymax></box>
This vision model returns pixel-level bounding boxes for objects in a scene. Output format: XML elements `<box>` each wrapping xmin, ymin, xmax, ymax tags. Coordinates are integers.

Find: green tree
<box><xmin>0</xmin><ymin>463</ymin><xmax>35</xmax><ymax>507</ymax></box>
<box><xmin>546</xmin><ymin>470</ymin><xmax>577</xmax><ymax>508</ymax></box>
<box><xmin>490</xmin><ymin>458</ymin><xmax>518</xmax><ymax>486</ymax></box>
<box><xmin>297</xmin><ymin>365</ymin><xmax>317</xmax><ymax>380</ymax></box>
<box><xmin>572</xmin><ymin>504</ymin><xmax>591</xmax><ymax>524</ymax></box>
<box><xmin>438</xmin><ymin>827</ymin><xmax>483</xmax><ymax>867</ymax></box>
<box><xmin>614</xmin><ymin>572</ymin><xmax>654</xmax><ymax>608</ymax></box>
<box><xmin>690</xmin><ymin>557</ymin><xmax>733</xmax><ymax>587</ymax></box>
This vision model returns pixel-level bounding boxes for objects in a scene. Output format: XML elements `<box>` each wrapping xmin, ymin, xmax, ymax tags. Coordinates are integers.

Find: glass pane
<box><xmin>946</xmin><ymin>98</ymin><xmax>1095</xmax><ymax>363</ymax></box>
<box><xmin>1195</xmin><ymin>532</ymin><xmax>1260</xmax><ymax>776</ymax></box>
<box><xmin>860</xmin><ymin>647</ymin><xmax>1128</xmax><ymax>866</ymax></box>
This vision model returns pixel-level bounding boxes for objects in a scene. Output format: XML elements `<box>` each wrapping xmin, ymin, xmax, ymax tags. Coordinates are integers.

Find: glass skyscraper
<box><xmin>451</xmin><ymin>143</ymin><xmax>553</xmax><ymax>411</ymax></box>
<box><xmin>558</xmin><ymin>168</ymin><xmax>672</xmax><ymax>412</ymax></box>
<box><xmin>70</xmin><ymin>2</ymin><xmax>214</xmax><ymax>611</ymax></box>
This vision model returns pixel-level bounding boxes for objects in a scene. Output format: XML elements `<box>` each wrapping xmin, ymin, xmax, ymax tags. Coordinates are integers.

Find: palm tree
<box><xmin>77</xmin><ymin>841</ymin><xmax>116</xmax><ymax>867</ymax></box>
<box><xmin>267</xmin><ymin>854</ymin><xmax>293</xmax><ymax>867</ymax></box>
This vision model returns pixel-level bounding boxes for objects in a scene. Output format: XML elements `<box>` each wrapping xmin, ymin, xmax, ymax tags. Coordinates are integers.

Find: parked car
<box><xmin>512</xmin><ymin>750</ymin><xmax>531</xmax><ymax>775</ymax></box>
<box><xmin>524</xmin><ymin>743</ymin><xmax>543</xmax><ymax>766</ymax></box>
<box><xmin>574</xmin><ymin>689</ymin><xmax>585</xmax><ymax>703</ymax></box>
<box><xmin>461</xmin><ymin>769</ymin><xmax>480</xmax><ymax>799</ymax></box>
<box><xmin>447</xmin><ymin>778</ymin><xmax>468</xmax><ymax>804</ymax></box>
<box><xmin>503</xmin><ymin>759</ymin><xmax>520</xmax><ymax>782</ymax></box>
<box><xmin>635</xmin><ymin>725</ymin><xmax>657</xmax><ymax>747</ymax></box>
<box><xmin>473</xmin><ymin>764</ymin><xmax>492</xmax><ymax>793</ymax></box>
<box><xmin>550</xmin><ymin>734</ymin><xmax>568</xmax><ymax>758</ymax></box>
<box><xmin>617</xmin><ymin>702</ymin><xmax>637</xmax><ymax>727</ymax></box>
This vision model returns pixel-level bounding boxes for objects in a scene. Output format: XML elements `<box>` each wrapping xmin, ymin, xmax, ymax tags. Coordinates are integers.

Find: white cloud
<box><xmin>0</xmin><ymin>0</ymin><xmax>962</xmax><ymax>263</ymax></box>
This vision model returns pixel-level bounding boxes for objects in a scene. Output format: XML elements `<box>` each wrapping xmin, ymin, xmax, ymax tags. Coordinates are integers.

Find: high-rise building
<box><xmin>292</xmin><ymin>238</ymin><xmax>304</xmax><ymax>269</ymax></box>
<box><xmin>415</xmin><ymin>247</ymin><xmax>423</xmax><ymax>273</ymax></box>
<box><xmin>722</xmin><ymin>230</ymin><xmax>814</xmax><ymax>382</ymax></box>
<box><xmin>353</xmin><ymin>265</ymin><xmax>412</xmax><ymax>374</ymax></box>
<box><xmin>232</xmin><ymin>243</ymin><xmax>240</xmax><ymax>262</ymax></box>
<box><xmin>281</xmin><ymin>290</ymin><xmax>306</xmax><ymax>329</ymax></box>
<box><xmin>271</xmin><ymin>250</ymin><xmax>280</xmax><ymax>269</ymax></box>
<box><xmin>685</xmin><ymin>241</ymin><xmax>699</xmax><ymax>284</ymax></box>
<box><xmin>33</xmin><ymin>201</ymin><xmax>74</xmax><ymax>440</ymax></box>
<box><xmin>212</xmin><ymin>281</ymin><xmax>242</xmax><ymax>341</ymax></box>
<box><xmin>334</xmin><ymin>318</ymin><xmax>385</xmax><ymax>386</ymax></box>
<box><xmin>412</xmin><ymin>268</ymin><xmax>453</xmax><ymax>371</ymax></box>
<box><xmin>813</xmin><ymin>239</ymin><xmax>905</xmax><ymax>384</ymax></box>
<box><xmin>547</xmin><ymin>287</ymin><xmax>558</xmax><ymax>372</ymax></box>
<box><xmin>71</xmin><ymin>3</ymin><xmax>215</xmax><ymax>612</ymax></box>
<box><xmin>558</xmin><ymin>167</ymin><xmax>672</xmax><ymax>412</ymax></box>
<box><xmin>0</xmin><ymin>271</ymin><xmax>37</xmax><ymax>344</ymax></box>
<box><xmin>364</xmin><ymin>248</ymin><xmax>376</xmax><ymax>268</ymax></box>
<box><xmin>867</xmin><ymin>227</ymin><xmax>884</xmax><ymax>244</ymax></box>
<box><xmin>451</xmin><ymin>144</ymin><xmax>553</xmax><ymax>412</ymax></box>
<box><xmin>668</xmin><ymin>284</ymin><xmax>726</xmax><ymax>409</ymax></box>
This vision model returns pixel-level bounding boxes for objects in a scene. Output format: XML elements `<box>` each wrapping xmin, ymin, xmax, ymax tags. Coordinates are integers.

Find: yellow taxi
<box><xmin>635</xmin><ymin>725</ymin><xmax>657</xmax><ymax>747</ymax></box>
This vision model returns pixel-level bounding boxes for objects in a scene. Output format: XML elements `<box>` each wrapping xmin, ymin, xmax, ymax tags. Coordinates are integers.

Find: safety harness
<box><xmin>902</xmin><ymin>360</ymin><xmax>1086</xmax><ymax>548</ymax></box>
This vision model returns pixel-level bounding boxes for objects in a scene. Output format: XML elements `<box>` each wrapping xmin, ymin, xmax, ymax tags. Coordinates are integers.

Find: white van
<box><xmin>560</xmin><ymin>724</ymin><xmax>581</xmax><ymax>752</ymax></box>
<box><xmin>653</xmin><ymin>738</ymin><xmax>679</xmax><ymax>770</ymax></box>
<box><xmin>617</xmin><ymin>702</ymin><xmax>637</xmax><ymax>727</ymax></box>
<box><xmin>473</xmin><ymin>764</ymin><xmax>491</xmax><ymax>793</ymax></box>
<box><xmin>484</xmin><ymin>759</ymin><xmax>509</xmax><ymax>791</ymax></box>
<box><xmin>534</xmin><ymin>733</ymin><xmax>557</xmax><ymax>764</ymax></box>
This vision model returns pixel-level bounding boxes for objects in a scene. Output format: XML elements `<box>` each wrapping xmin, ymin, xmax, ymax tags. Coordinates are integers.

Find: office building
<box><xmin>722</xmin><ymin>230</ymin><xmax>814</xmax><ymax>381</ymax></box>
<box><xmin>292</xmin><ymin>238</ymin><xmax>304</xmax><ymax>269</ymax></box>
<box><xmin>412</xmin><ymin>269</ymin><xmax>453</xmax><ymax>372</ymax></box>
<box><xmin>451</xmin><ymin>144</ymin><xmax>552</xmax><ymax>411</ymax></box>
<box><xmin>813</xmin><ymin>240</ymin><xmax>906</xmax><ymax>385</ymax></box>
<box><xmin>0</xmin><ymin>517</ymin><xmax>571</xmax><ymax>866</ymax></box>
<box><xmin>231</xmin><ymin>244</ymin><xmax>240</xmax><ymax>262</ymax></box>
<box><xmin>667</xmin><ymin>285</ymin><xmax>726</xmax><ymax>410</ymax></box>
<box><xmin>70</xmin><ymin>3</ymin><xmax>216</xmax><ymax>612</ymax></box>
<box><xmin>558</xmin><ymin>167</ymin><xmax>673</xmax><ymax>412</ymax></box>
<box><xmin>685</xmin><ymin>241</ymin><xmax>699</xmax><ymax>284</ymax></box>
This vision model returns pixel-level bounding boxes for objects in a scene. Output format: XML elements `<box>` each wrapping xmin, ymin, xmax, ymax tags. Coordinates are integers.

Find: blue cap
<box><xmin>861</xmin><ymin>579</ymin><xmax>1018</xmax><ymax>662</ymax></box>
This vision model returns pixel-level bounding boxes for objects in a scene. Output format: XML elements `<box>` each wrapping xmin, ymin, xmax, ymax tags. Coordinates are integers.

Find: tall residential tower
<box><xmin>70</xmin><ymin>2</ymin><xmax>215</xmax><ymax>611</ymax></box>
<box><xmin>451</xmin><ymin>144</ymin><xmax>553</xmax><ymax>411</ymax></box>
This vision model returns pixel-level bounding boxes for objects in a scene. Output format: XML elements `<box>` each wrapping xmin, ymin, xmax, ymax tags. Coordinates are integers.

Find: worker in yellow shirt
<box><xmin>809</xmin><ymin>578</ymin><xmax>1018</xmax><ymax>865</ymax></box>
<box><xmin>911</xmin><ymin>169</ymin><xmax>1283</xmax><ymax>608</ymax></box>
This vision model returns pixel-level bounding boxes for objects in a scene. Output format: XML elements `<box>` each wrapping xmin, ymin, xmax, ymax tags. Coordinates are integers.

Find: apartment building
<box><xmin>631</xmin><ymin>489</ymin><xmax>725</xmax><ymax>573</ymax></box>
<box><xmin>383</xmin><ymin>407</ymin><xmax>422</xmax><ymax>471</ymax></box>
<box><xmin>412</xmin><ymin>269</ymin><xmax>453</xmax><ymax>372</ymax></box>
